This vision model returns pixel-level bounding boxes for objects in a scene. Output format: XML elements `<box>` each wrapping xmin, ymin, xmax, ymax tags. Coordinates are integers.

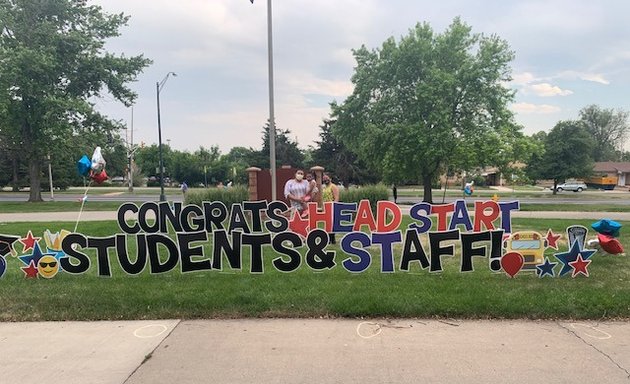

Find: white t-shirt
<box><xmin>284</xmin><ymin>179</ymin><xmax>309</xmax><ymax>210</ymax></box>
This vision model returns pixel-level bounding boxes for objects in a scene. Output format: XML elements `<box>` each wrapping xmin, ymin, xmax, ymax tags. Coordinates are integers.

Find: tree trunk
<box><xmin>552</xmin><ymin>179</ymin><xmax>558</xmax><ymax>196</ymax></box>
<box><xmin>422</xmin><ymin>174</ymin><xmax>433</xmax><ymax>203</ymax></box>
<box><xmin>28</xmin><ymin>159</ymin><xmax>43</xmax><ymax>202</ymax></box>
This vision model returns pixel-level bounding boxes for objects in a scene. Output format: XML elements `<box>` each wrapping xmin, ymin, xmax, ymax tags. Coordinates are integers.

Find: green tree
<box><xmin>311</xmin><ymin>118</ymin><xmax>379</xmax><ymax>186</ymax></box>
<box><xmin>537</xmin><ymin>121</ymin><xmax>594</xmax><ymax>194</ymax></box>
<box><xmin>254</xmin><ymin>121</ymin><xmax>305</xmax><ymax>169</ymax></box>
<box><xmin>488</xmin><ymin>128</ymin><xmax>543</xmax><ymax>186</ymax></box>
<box><xmin>332</xmin><ymin>18</ymin><xmax>516</xmax><ymax>202</ymax></box>
<box><xmin>524</xmin><ymin>131</ymin><xmax>547</xmax><ymax>183</ymax></box>
<box><xmin>0</xmin><ymin>0</ymin><xmax>151</xmax><ymax>201</ymax></box>
<box><xmin>578</xmin><ymin>105</ymin><xmax>629</xmax><ymax>162</ymax></box>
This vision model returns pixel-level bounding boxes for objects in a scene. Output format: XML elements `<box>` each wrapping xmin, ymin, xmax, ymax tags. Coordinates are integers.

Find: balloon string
<box><xmin>74</xmin><ymin>180</ymin><xmax>93</xmax><ymax>233</ymax></box>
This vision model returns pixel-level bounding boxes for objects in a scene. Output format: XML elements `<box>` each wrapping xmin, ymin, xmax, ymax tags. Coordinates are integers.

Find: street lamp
<box><xmin>266</xmin><ymin>0</ymin><xmax>277</xmax><ymax>200</ymax></box>
<box><xmin>156</xmin><ymin>71</ymin><xmax>177</xmax><ymax>202</ymax></box>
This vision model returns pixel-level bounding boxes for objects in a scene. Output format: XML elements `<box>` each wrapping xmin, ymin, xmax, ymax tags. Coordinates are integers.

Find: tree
<box><xmin>0</xmin><ymin>0</ymin><xmax>151</xmax><ymax>201</ymax></box>
<box><xmin>253</xmin><ymin>121</ymin><xmax>304</xmax><ymax>169</ymax></box>
<box><xmin>536</xmin><ymin>121</ymin><xmax>594</xmax><ymax>194</ymax></box>
<box><xmin>311</xmin><ymin>118</ymin><xmax>380</xmax><ymax>186</ymax></box>
<box><xmin>524</xmin><ymin>131</ymin><xmax>547</xmax><ymax>183</ymax></box>
<box><xmin>332</xmin><ymin>18</ymin><xmax>516</xmax><ymax>202</ymax></box>
<box><xmin>578</xmin><ymin>105</ymin><xmax>629</xmax><ymax>162</ymax></box>
<box><xmin>488</xmin><ymin>128</ymin><xmax>543</xmax><ymax>186</ymax></box>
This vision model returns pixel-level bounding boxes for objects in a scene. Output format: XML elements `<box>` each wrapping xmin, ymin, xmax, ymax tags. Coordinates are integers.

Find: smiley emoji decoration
<box><xmin>37</xmin><ymin>255</ymin><xmax>60</xmax><ymax>279</ymax></box>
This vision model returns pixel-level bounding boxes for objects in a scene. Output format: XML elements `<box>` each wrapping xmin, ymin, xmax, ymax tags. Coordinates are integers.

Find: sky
<box><xmin>91</xmin><ymin>0</ymin><xmax>630</xmax><ymax>154</ymax></box>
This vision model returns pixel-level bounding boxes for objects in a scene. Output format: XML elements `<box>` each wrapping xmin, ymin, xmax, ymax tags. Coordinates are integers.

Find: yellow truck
<box><xmin>585</xmin><ymin>176</ymin><xmax>618</xmax><ymax>190</ymax></box>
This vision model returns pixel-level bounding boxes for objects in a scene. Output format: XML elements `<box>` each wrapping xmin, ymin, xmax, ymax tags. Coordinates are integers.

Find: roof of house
<box><xmin>593</xmin><ymin>162</ymin><xmax>630</xmax><ymax>173</ymax></box>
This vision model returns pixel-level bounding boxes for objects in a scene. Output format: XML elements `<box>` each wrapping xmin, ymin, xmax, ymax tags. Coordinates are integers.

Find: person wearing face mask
<box><xmin>284</xmin><ymin>169</ymin><xmax>310</xmax><ymax>214</ymax></box>
<box><xmin>321</xmin><ymin>173</ymin><xmax>340</xmax><ymax>243</ymax></box>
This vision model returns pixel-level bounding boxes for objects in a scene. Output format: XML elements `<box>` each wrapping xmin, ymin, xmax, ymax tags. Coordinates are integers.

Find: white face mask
<box><xmin>296</xmin><ymin>174</ymin><xmax>304</xmax><ymax>181</ymax></box>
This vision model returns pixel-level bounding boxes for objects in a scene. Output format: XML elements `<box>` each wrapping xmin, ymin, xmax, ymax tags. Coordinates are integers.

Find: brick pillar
<box><xmin>310</xmin><ymin>166</ymin><xmax>325</xmax><ymax>208</ymax></box>
<box><xmin>246</xmin><ymin>167</ymin><xmax>261</xmax><ymax>201</ymax></box>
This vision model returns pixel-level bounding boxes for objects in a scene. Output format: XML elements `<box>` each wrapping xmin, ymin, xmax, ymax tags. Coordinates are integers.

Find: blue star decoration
<box><xmin>18</xmin><ymin>243</ymin><xmax>55</xmax><ymax>267</ymax></box>
<box><xmin>536</xmin><ymin>257</ymin><xmax>557</xmax><ymax>278</ymax></box>
<box><xmin>554</xmin><ymin>241</ymin><xmax>596</xmax><ymax>277</ymax></box>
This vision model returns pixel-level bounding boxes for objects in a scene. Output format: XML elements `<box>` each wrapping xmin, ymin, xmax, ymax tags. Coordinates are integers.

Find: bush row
<box><xmin>339</xmin><ymin>184</ymin><xmax>390</xmax><ymax>213</ymax></box>
<box><xmin>184</xmin><ymin>185</ymin><xmax>248</xmax><ymax>206</ymax></box>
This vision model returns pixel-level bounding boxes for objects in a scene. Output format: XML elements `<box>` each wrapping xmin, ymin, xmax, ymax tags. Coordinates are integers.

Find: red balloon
<box><xmin>501</xmin><ymin>252</ymin><xmax>524</xmax><ymax>278</ymax></box>
<box><xmin>597</xmin><ymin>233</ymin><xmax>624</xmax><ymax>255</ymax></box>
<box><xmin>91</xmin><ymin>169</ymin><xmax>108</xmax><ymax>184</ymax></box>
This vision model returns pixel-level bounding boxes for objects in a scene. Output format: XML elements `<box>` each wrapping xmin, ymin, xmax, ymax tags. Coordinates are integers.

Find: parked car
<box><xmin>555</xmin><ymin>181</ymin><xmax>587</xmax><ymax>192</ymax></box>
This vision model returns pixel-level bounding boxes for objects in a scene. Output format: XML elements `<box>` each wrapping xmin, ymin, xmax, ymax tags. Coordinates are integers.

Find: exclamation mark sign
<box><xmin>489</xmin><ymin>229</ymin><xmax>505</xmax><ymax>272</ymax></box>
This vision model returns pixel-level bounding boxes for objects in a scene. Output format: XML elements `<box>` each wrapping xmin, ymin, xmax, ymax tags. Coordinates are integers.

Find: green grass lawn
<box><xmin>0</xmin><ymin>217</ymin><xmax>628</xmax><ymax>321</ymax></box>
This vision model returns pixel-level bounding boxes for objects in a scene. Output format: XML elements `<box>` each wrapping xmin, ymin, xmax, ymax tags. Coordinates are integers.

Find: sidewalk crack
<box><xmin>123</xmin><ymin>320</ymin><xmax>182</xmax><ymax>384</ymax></box>
<box><xmin>557</xmin><ymin>322</ymin><xmax>630</xmax><ymax>380</ymax></box>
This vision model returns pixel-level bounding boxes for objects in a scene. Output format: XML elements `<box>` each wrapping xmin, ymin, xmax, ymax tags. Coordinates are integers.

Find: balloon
<box><xmin>597</xmin><ymin>233</ymin><xmax>624</xmax><ymax>255</ymax></box>
<box><xmin>501</xmin><ymin>252</ymin><xmax>524</xmax><ymax>278</ymax></box>
<box><xmin>91</xmin><ymin>146</ymin><xmax>106</xmax><ymax>173</ymax></box>
<box><xmin>592</xmin><ymin>219</ymin><xmax>622</xmax><ymax>238</ymax></box>
<box><xmin>91</xmin><ymin>169</ymin><xmax>108</xmax><ymax>184</ymax></box>
<box><xmin>464</xmin><ymin>181</ymin><xmax>474</xmax><ymax>196</ymax></box>
<box><xmin>77</xmin><ymin>155</ymin><xmax>91</xmax><ymax>176</ymax></box>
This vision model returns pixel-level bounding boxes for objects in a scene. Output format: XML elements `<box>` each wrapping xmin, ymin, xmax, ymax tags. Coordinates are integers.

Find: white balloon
<box><xmin>91</xmin><ymin>146</ymin><xmax>106</xmax><ymax>173</ymax></box>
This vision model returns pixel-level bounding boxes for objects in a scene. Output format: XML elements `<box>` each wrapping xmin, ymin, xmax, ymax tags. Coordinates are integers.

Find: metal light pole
<box><xmin>128</xmin><ymin>107</ymin><xmax>134</xmax><ymax>193</ymax></box>
<box><xmin>156</xmin><ymin>72</ymin><xmax>176</xmax><ymax>202</ymax></box>
<box><xmin>266</xmin><ymin>0</ymin><xmax>277</xmax><ymax>200</ymax></box>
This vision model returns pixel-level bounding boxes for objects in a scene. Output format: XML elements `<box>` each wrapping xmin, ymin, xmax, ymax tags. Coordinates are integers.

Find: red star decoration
<box><xmin>19</xmin><ymin>231</ymin><xmax>41</xmax><ymax>253</ymax></box>
<box><xmin>545</xmin><ymin>229</ymin><xmax>561</xmax><ymax>250</ymax></box>
<box><xmin>21</xmin><ymin>261</ymin><xmax>39</xmax><ymax>278</ymax></box>
<box><xmin>569</xmin><ymin>255</ymin><xmax>592</xmax><ymax>278</ymax></box>
<box><xmin>289</xmin><ymin>210</ymin><xmax>310</xmax><ymax>238</ymax></box>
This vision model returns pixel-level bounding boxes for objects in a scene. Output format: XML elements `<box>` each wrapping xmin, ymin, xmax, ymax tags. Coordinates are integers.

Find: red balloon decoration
<box><xmin>501</xmin><ymin>252</ymin><xmax>524</xmax><ymax>278</ymax></box>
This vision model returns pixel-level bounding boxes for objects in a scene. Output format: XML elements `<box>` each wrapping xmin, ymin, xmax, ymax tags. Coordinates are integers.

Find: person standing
<box><xmin>284</xmin><ymin>169</ymin><xmax>310</xmax><ymax>215</ymax></box>
<box><xmin>321</xmin><ymin>173</ymin><xmax>340</xmax><ymax>243</ymax></box>
<box><xmin>181</xmin><ymin>181</ymin><xmax>188</xmax><ymax>196</ymax></box>
<box><xmin>392</xmin><ymin>184</ymin><xmax>398</xmax><ymax>204</ymax></box>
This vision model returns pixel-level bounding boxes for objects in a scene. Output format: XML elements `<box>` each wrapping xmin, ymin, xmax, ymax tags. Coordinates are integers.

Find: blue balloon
<box><xmin>592</xmin><ymin>219</ymin><xmax>622</xmax><ymax>238</ymax></box>
<box><xmin>77</xmin><ymin>155</ymin><xmax>91</xmax><ymax>176</ymax></box>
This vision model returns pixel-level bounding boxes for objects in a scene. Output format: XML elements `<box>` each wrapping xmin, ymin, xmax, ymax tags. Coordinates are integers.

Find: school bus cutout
<box><xmin>504</xmin><ymin>231</ymin><xmax>548</xmax><ymax>271</ymax></box>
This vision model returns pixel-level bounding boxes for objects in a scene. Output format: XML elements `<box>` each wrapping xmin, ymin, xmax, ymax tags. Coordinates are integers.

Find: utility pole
<box><xmin>128</xmin><ymin>107</ymin><xmax>134</xmax><ymax>193</ymax></box>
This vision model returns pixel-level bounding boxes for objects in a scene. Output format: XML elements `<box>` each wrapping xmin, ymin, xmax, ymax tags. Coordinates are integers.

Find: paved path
<box><xmin>2</xmin><ymin>210</ymin><xmax>630</xmax><ymax>223</ymax></box>
<box><xmin>2</xmin><ymin>319</ymin><xmax>629</xmax><ymax>384</ymax></box>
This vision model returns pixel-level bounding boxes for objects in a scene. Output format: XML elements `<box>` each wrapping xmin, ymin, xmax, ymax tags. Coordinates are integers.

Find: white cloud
<box><xmin>529</xmin><ymin>83</ymin><xmax>573</xmax><ymax>97</ymax></box>
<box><xmin>578</xmin><ymin>73</ymin><xmax>610</xmax><ymax>85</ymax></box>
<box><xmin>556</xmin><ymin>70</ymin><xmax>610</xmax><ymax>85</ymax></box>
<box><xmin>511</xmin><ymin>72</ymin><xmax>536</xmax><ymax>85</ymax></box>
<box><xmin>511</xmin><ymin>103</ymin><xmax>561</xmax><ymax>115</ymax></box>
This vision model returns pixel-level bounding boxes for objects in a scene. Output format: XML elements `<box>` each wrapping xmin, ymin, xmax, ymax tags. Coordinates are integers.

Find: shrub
<box><xmin>339</xmin><ymin>184</ymin><xmax>389</xmax><ymax>213</ymax></box>
<box><xmin>185</xmin><ymin>185</ymin><xmax>248</xmax><ymax>206</ymax></box>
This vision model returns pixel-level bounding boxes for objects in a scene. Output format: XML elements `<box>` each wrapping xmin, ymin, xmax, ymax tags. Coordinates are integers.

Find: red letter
<box><xmin>431</xmin><ymin>203</ymin><xmax>455</xmax><ymax>232</ymax></box>
<box><xmin>473</xmin><ymin>201</ymin><xmax>500</xmax><ymax>232</ymax></box>
<box><xmin>353</xmin><ymin>200</ymin><xmax>377</xmax><ymax>232</ymax></box>
<box><xmin>308</xmin><ymin>202</ymin><xmax>333</xmax><ymax>232</ymax></box>
<box><xmin>377</xmin><ymin>201</ymin><xmax>402</xmax><ymax>232</ymax></box>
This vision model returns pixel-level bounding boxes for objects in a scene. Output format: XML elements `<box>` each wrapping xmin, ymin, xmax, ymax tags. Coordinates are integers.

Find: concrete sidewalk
<box><xmin>1</xmin><ymin>319</ymin><xmax>629</xmax><ymax>383</ymax></box>
<box><xmin>2</xmin><ymin>210</ymin><xmax>630</xmax><ymax>223</ymax></box>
